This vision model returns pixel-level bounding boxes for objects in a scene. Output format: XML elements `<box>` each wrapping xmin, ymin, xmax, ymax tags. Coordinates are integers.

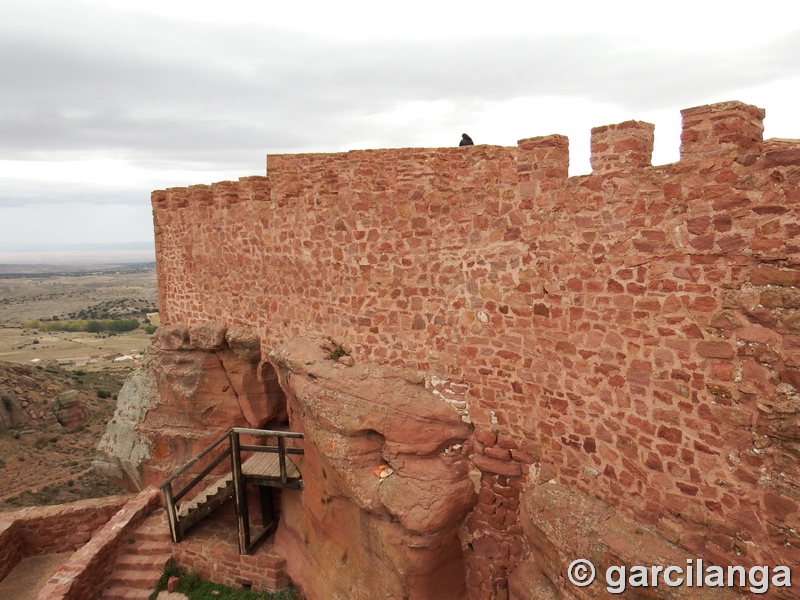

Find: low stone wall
<box><xmin>170</xmin><ymin>502</ymin><xmax>289</xmax><ymax>592</ymax></box>
<box><xmin>37</xmin><ymin>488</ymin><xmax>160</xmax><ymax>600</ymax></box>
<box><xmin>0</xmin><ymin>518</ymin><xmax>22</xmax><ymax>582</ymax></box>
<box><xmin>173</xmin><ymin>538</ymin><xmax>288</xmax><ymax>592</ymax></box>
<box><xmin>7</xmin><ymin>494</ymin><xmax>131</xmax><ymax>556</ymax></box>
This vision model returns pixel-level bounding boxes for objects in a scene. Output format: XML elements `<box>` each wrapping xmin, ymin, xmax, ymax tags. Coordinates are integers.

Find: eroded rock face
<box><xmin>94</xmin><ymin>323</ymin><xmax>286</xmax><ymax>491</ymax></box>
<box><xmin>270</xmin><ymin>337</ymin><xmax>476</xmax><ymax>600</ymax></box>
<box><xmin>51</xmin><ymin>389</ymin><xmax>87</xmax><ymax>428</ymax></box>
<box><xmin>510</xmin><ymin>483</ymin><xmax>743</xmax><ymax>599</ymax></box>
<box><xmin>0</xmin><ymin>390</ymin><xmax>25</xmax><ymax>428</ymax></box>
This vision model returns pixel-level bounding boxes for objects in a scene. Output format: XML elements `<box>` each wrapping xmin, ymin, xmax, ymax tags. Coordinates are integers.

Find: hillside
<box><xmin>0</xmin><ymin>360</ymin><xmax>130</xmax><ymax>509</ymax></box>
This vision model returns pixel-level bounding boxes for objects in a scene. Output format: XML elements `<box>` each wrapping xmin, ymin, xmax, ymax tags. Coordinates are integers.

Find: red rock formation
<box><xmin>50</xmin><ymin>389</ymin><xmax>87</xmax><ymax>428</ymax></box>
<box><xmin>271</xmin><ymin>337</ymin><xmax>475</xmax><ymax>600</ymax></box>
<box><xmin>94</xmin><ymin>323</ymin><xmax>286</xmax><ymax>491</ymax></box>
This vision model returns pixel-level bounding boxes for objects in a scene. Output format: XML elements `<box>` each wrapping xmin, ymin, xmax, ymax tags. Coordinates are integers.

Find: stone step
<box><xmin>101</xmin><ymin>507</ymin><xmax>173</xmax><ymax>600</ymax></box>
<box><xmin>116</xmin><ymin>552</ymin><xmax>171</xmax><ymax>569</ymax></box>
<box><xmin>133</xmin><ymin>510</ymin><xmax>171</xmax><ymax>542</ymax></box>
<box><xmin>128</xmin><ymin>540</ymin><xmax>172</xmax><ymax>556</ymax></box>
<box><xmin>109</xmin><ymin>567</ymin><xmax>162</xmax><ymax>587</ymax></box>
<box><xmin>133</xmin><ymin>527</ymin><xmax>171</xmax><ymax>543</ymax></box>
<box><xmin>102</xmin><ymin>585</ymin><xmax>154</xmax><ymax>600</ymax></box>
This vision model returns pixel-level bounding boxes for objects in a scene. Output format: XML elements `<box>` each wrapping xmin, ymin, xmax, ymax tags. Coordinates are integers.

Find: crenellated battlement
<box><xmin>680</xmin><ymin>100</ymin><xmax>765</xmax><ymax>159</ymax></box>
<box><xmin>153</xmin><ymin>101</ymin><xmax>795</xmax><ymax>218</ymax></box>
<box><xmin>590</xmin><ymin>120</ymin><xmax>655</xmax><ymax>174</ymax></box>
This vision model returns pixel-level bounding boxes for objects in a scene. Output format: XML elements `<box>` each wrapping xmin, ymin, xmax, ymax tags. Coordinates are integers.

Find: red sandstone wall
<box><xmin>4</xmin><ymin>494</ymin><xmax>130</xmax><ymax>556</ymax></box>
<box><xmin>0</xmin><ymin>518</ymin><xmax>22</xmax><ymax>582</ymax></box>
<box><xmin>0</xmin><ymin>495</ymin><xmax>131</xmax><ymax>598</ymax></box>
<box><xmin>152</xmin><ymin>101</ymin><xmax>800</xmax><ymax>597</ymax></box>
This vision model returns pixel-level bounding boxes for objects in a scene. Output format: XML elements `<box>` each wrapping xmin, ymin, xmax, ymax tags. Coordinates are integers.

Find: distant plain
<box><xmin>0</xmin><ymin>262</ymin><xmax>159</xmax><ymax>508</ymax></box>
<box><xmin>0</xmin><ymin>263</ymin><xmax>158</xmax><ymax>364</ymax></box>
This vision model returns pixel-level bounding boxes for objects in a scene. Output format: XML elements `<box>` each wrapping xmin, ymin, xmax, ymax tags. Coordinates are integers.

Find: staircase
<box><xmin>175</xmin><ymin>474</ymin><xmax>234</xmax><ymax>537</ymax></box>
<box><xmin>101</xmin><ymin>509</ymin><xmax>172</xmax><ymax>600</ymax></box>
<box><xmin>161</xmin><ymin>427</ymin><xmax>303</xmax><ymax>556</ymax></box>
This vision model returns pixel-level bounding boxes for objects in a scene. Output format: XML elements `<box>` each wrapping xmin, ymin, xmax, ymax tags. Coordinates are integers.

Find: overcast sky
<box><xmin>1</xmin><ymin>0</ymin><xmax>799</xmax><ymax>255</ymax></box>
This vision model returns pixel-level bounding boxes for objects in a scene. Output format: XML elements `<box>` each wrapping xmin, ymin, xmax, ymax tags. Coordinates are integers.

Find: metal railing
<box><xmin>159</xmin><ymin>427</ymin><xmax>304</xmax><ymax>554</ymax></box>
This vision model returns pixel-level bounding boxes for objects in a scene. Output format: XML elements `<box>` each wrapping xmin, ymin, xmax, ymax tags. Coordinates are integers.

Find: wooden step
<box><xmin>243</xmin><ymin>451</ymin><xmax>302</xmax><ymax>482</ymax></box>
<box><xmin>176</xmin><ymin>474</ymin><xmax>234</xmax><ymax>535</ymax></box>
<box><xmin>177</xmin><ymin>474</ymin><xmax>233</xmax><ymax>517</ymax></box>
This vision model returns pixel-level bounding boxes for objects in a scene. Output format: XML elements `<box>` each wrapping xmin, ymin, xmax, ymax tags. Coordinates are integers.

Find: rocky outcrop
<box><xmin>0</xmin><ymin>364</ymin><xmax>63</xmax><ymax>428</ymax></box>
<box><xmin>270</xmin><ymin>337</ymin><xmax>476</xmax><ymax>600</ymax></box>
<box><xmin>94</xmin><ymin>323</ymin><xmax>286</xmax><ymax>491</ymax></box>
<box><xmin>51</xmin><ymin>390</ymin><xmax>87</xmax><ymax>428</ymax></box>
<box><xmin>0</xmin><ymin>390</ymin><xmax>23</xmax><ymax>428</ymax></box>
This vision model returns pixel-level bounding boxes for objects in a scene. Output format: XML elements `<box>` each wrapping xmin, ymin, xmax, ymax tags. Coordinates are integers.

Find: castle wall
<box><xmin>152</xmin><ymin>101</ymin><xmax>800</xmax><ymax>598</ymax></box>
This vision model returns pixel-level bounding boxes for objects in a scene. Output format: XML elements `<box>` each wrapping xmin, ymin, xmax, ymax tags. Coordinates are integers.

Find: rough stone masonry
<box><xmin>108</xmin><ymin>100</ymin><xmax>800</xmax><ymax>599</ymax></box>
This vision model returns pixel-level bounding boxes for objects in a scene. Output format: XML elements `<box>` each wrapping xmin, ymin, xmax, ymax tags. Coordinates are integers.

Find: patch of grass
<box><xmin>150</xmin><ymin>561</ymin><xmax>181</xmax><ymax>600</ymax></box>
<box><xmin>151</xmin><ymin>564</ymin><xmax>301</xmax><ymax>600</ymax></box>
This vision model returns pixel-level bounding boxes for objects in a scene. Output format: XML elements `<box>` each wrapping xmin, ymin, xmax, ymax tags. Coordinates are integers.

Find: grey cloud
<box><xmin>1</xmin><ymin>1</ymin><xmax>798</xmax><ymax>184</ymax></box>
<box><xmin>0</xmin><ymin>179</ymin><xmax>146</xmax><ymax>208</ymax></box>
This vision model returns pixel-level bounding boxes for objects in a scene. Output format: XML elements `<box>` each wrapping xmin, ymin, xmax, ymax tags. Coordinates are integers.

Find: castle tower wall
<box><xmin>151</xmin><ymin>101</ymin><xmax>800</xmax><ymax>598</ymax></box>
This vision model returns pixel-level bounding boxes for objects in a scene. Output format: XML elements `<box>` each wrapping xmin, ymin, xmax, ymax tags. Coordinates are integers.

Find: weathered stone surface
<box><xmin>271</xmin><ymin>336</ymin><xmax>475</xmax><ymax>600</ymax></box>
<box><xmin>0</xmin><ymin>401</ymin><xmax>10</xmax><ymax>428</ymax></box>
<box><xmin>0</xmin><ymin>390</ymin><xmax>25</xmax><ymax>428</ymax></box>
<box><xmin>225</xmin><ymin>326</ymin><xmax>262</xmax><ymax>363</ymax></box>
<box><xmin>508</xmin><ymin>561</ymin><xmax>559</xmax><ymax>600</ymax></box>
<box><xmin>188</xmin><ymin>321</ymin><xmax>227</xmax><ymax>350</ymax></box>
<box><xmin>50</xmin><ymin>389</ymin><xmax>87</xmax><ymax>428</ymax></box>
<box><xmin>515</xmin><ymin>483</ymin><xmax>743</xmax><ymax>599</ymax></box>
<box><xmin>751</xmin><ymin>266</ymin><xmax>800</xmax><ymax>287</ymax></box>
<box><xmin>94</xmin><ymin>327</ymin><xmax>284</xmax><ymax>491</ymax></box>
<box><xmin>150</xmin><ymin>324</ymin><xmax>193</xmax><ymax>351</ymax></box>
<box><xmin>696</xmin><ymin>341</ymin><xmax>735</xmax><ymax>359</ymax></box>
<box><xmin>94</xmin><ymin>366</ymin><xmax>159</xmax><ymax>490</ymax></box>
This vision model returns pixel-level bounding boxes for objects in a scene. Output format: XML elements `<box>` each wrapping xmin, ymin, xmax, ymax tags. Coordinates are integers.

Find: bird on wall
<box><xmin>459</xmin><ymin>133</ymin><xmax>474</xmax><ymax>146</ymax></box>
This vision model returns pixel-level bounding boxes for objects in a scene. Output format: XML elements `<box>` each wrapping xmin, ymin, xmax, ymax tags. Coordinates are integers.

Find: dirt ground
<box><xmin>0</xmin><ymin>363</ymin><xmax>131</xmax><ymax>508</ymax></box>
<box><xmin>0</xmin><ymin>263</ymin><xmax>158</xmax><ymax>367</ymax></box>
<box><xmin>0</xmin><ymin>328</ymin><xmax>153</xmax><ymax>365</ymax></box>
<box><xmin>0</xmin><ymin>264</ymin><xmax>157</xmax><ymax>326</ymax></box>
<box><xmin>0</xmin><ymin>263</ymin><xmax>159</xmax><ymax>509</ymax></box>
